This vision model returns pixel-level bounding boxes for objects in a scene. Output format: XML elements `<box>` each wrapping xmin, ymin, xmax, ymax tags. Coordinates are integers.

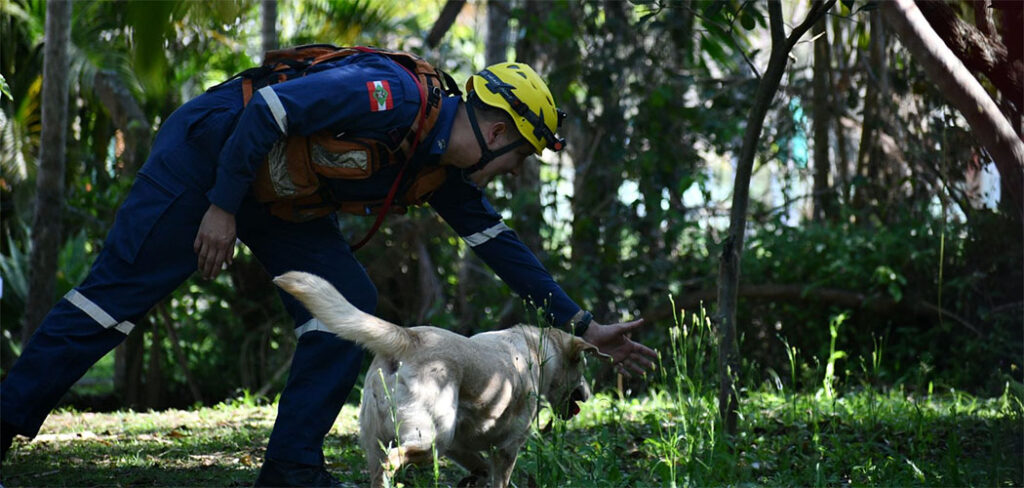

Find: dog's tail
<box><xmin>273</xmin><ymin>271</ymin><xmax>413</xmax><ymax>358</ymax></box>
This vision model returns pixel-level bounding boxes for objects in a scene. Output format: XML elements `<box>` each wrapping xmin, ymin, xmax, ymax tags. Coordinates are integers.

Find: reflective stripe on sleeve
<box><xmin>258</xmin><ymin>86</ymin><xmax>288</xmax><ymax>134</ymax></box>
<box><xmin>64</xmin><ymin>289</ymin><xmax>135</xmax><ymax>334</ymax></box>
<box><xmin>294</xmin><ymin>318</ymin><xmax>330</xmax><ymax>338</ymax></box>
<box><xmin>462</xmin><ymin>222</ymin><xmax>512</xmax><ymax>247</ymax></box>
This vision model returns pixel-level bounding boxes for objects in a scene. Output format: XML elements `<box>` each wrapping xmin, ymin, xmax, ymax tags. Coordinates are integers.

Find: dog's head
<box><xmin>542</xmin><ymin>330</ymin><xmax>609</xmax><ymax>420</ymax></box>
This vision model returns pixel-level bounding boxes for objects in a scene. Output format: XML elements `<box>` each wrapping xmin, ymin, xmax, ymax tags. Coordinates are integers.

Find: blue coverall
<box><xmin>0</xmin><ymin>52</ymin><xmax>581</xmax><ymax>468</ymax></box>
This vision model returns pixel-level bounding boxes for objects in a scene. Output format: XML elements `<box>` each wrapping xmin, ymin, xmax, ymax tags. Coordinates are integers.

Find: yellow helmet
<box><xmin>466</xmin><ymin>62</ymin><xmax>566</xmax><ymax>154</ymax></box>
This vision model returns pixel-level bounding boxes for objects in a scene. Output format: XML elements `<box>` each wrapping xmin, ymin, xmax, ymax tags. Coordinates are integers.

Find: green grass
<box><xmin>68</xmin><ymin>350</ymin><xmax>117</xmax><ymax>397</ymax></box>
<box><xmin>3</xmin><ymin>308</ymin><xmax>1021</xmax><ymax>487</ymax></box>
<box><xmin>2</xmin><ymin>385</ymin><xmax>1019</xmax><ymax>487</ymax></box>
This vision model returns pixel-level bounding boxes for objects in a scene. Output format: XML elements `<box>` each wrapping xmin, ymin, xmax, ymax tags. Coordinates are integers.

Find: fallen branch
<box><xmin>648</xmin><ymin>283</ymin><xmax>981</xmax><ymax>337</ymax></box>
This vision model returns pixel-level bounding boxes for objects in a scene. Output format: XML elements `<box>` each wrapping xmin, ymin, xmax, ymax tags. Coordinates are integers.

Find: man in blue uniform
<box><xmin>0</xmin><ymin>49</ymin><xmax>657</xmax><ymax>486</ymax></box>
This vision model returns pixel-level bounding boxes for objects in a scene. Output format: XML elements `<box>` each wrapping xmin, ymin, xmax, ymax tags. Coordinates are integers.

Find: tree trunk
<box><xmin>494</xmin><ymin>0</ymin><xmax>543</xmax><ymax>325</ymax></box>
<box><xmin>811</xmin><ymin>15</ymin><xmax>834</xmax><ymax>222</ymax></box>
<box><xmin>412</xmin><ymin>228</ymin><xmax>444</xmax><ymax>322</ymax></box>
<box><xmin>144</xmin><ymin>318</ymin><xmax>164</xmax><ymax>408</ymax></box>
<box><xmin>486</xmin><ymin>0</ymin><xmax>510</xmax><ymax>66</ymax></box>
<box><xmin>450</xmin><ymin>0</ymin><xmax>514</xmax><ymax>333</ymax></box>
<box><xmin>511</xmin><ymin>0</ymin><xmax>544</xmax><ymax>256</ymax></box>
<box><xmin>716</xmin><ymin>0</ymin><xmax>835</xmax><ymax>436</ymax></box>
<box><xmin>116</xmin><ymin>329</ymin><xmax>145</xmax><ymax>409</ymax></box>
<box><xmin>570</xmin><ymin>1</ymin><xmax>630</xmax><ymax>319</ymax></box>
<box><xmin>832</xmin><ymin>16</ymin><xmax>854</xmax><ymax>207</ymax></box>
<box><xmin>882</xmin><ymin>0</ymin><xmax>1024</xmax><ymax>221</ymax></box>
<box><xmin>852</xmin><ymin>10</ymin><xmax>888</xmax><ymax>213</ymax></box>
<box><xmin>261</xmin><ymin>0</ymin><xmax>278</xmax><ymax>54</ymax></box>
<box><xmin>158</xmin><ymin>303</ymin><xmax>204</xmax><ymax>405</ymax></box>
<box><xmin>21</xmin><ymin>0</ymin><xmax>71</xmax><ymax>345</ymax></box>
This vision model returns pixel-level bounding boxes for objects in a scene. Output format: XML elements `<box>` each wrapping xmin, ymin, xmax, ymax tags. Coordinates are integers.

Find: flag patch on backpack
<box><xmin>367</xmin><ymin>80</ymin><xmax>394</xmax><ymax>112</ymax></box>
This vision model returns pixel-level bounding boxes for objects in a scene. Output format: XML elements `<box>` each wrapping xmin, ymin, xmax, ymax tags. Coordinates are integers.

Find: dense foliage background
<box><xmin>1</xmin><ymin>0</ymin><xmax>1021</xmax><ymax>416</ymax></box>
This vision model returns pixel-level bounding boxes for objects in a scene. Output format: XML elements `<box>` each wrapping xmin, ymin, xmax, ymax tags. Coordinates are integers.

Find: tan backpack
<box><xmin>229</xmin><ymin>45</ymin><xmax>460</xmax><ymax>248</ymax></box>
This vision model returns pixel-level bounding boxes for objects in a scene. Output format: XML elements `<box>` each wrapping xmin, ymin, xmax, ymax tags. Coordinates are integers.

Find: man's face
<box><xmin>468</xmin><ymin>138</ymin><xmax>535</xmax><ymax>188</ymax></box>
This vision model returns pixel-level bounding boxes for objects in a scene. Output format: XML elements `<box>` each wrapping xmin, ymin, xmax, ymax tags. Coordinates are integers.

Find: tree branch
<box><xmin>768</xmin><ymin>0</ymin><xmax>785</xmax><ymax>44</ymax></box>
<box><xmin>785</xmin><ymin>0</ymin><xmax>837</xmax><ymax>52</ymax></box>
<box><xmin>93</xmin><ymin>70</ymin><xmax>151</xmax><ymax>175</ymax></box>
<box><xmin>916</xmin><ymin>0</ymin><xmax>1021</xmax><ymax>109</ymax></box>
<box><xmin>425</xmin><ymin>0</ymin><xmax>467</xmax><ymax>48</ymax></box>
<box><xmin>882</xmin><ymin>0</ymin><xmax>1024</xmax><ymax>220</ymax></box>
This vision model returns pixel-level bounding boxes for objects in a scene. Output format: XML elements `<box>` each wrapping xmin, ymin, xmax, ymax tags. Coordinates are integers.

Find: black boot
<box><xmin>254</xmin><ymin>458</ymin><xmax>344</xmax><ymax>487</ymax></box>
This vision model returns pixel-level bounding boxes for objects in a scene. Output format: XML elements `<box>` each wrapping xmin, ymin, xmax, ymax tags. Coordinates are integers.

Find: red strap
<box><xmin>349</xmin><ymin>57</ymin><xmax>431</xmax><ymax>252</ymax></box>
<box><xmin>349</xmin><ymin>163</ymin><xmax>406</xmax><ymax>251</ymax></box>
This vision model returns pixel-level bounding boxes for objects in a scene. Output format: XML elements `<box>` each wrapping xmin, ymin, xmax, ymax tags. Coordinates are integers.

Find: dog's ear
<box><xmin>570</xmin><ymin>337</ymin><xmax>613</xmax><ymax>362</ymax></box>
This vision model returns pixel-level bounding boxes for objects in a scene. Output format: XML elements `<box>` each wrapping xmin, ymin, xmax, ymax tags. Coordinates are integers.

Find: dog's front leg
<box><xmin>489</xmin><ymin>441</ymin><xmax>525</xmax><ymax>488</ymax></box>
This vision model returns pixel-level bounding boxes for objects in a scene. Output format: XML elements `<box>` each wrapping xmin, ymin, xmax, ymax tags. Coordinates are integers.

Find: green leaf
<box><xmin>888</xmin><ymin>283</ymin><xmax>903</xmax><ymax>302</ymax></box>
<box><xmin>699</xmin><ymin>33</ymin><xmax>728</xmax><ymax>65</ymax></box>
<box><xmin>125</xmin><ymin>1</ymin><xmax>177</xmax><ymax>95</ymax></box>
<box><xmin>0</xmin><ymin>74</ymin><xmax>10</xmax><ymax>101</ymax></box>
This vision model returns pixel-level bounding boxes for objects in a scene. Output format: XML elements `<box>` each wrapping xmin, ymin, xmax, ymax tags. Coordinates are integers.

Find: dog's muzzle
<box><xmin>558</xmin><ymin>386</ymin><xmax>588</xmax><ymax>420</ymax></box>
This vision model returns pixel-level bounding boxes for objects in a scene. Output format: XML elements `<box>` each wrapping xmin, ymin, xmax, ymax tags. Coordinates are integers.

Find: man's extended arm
<box><xmin>429</xmin><ymin>173</ymin><xmax>657</xmax><ymax>373</ymax></box>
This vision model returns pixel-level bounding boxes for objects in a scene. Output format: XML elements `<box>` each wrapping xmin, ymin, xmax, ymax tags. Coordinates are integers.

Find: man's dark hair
<box><xmin>470</xmin><ymin>98</ymin><xmax>515</xmax><ymax>126</ymax></box>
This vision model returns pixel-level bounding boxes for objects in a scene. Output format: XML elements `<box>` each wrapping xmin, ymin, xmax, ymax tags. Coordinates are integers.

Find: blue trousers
<box><xmin>1</xmin><ymin>168</ymin><xmax>375</xmax><ymax>467</ymax></box>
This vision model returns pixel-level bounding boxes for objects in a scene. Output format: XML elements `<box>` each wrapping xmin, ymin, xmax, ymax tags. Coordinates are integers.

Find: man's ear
<box><xmin>486</xmin><ymin>120</ymin><xmax>508</xmax><ymax>146</ymax></box>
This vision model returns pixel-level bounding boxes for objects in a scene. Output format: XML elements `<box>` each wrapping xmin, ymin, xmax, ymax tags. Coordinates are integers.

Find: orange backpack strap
<box><xmin>242</xmin><ymin>78</ymin><xmax>253</xmax><ymax>105</ymax></box>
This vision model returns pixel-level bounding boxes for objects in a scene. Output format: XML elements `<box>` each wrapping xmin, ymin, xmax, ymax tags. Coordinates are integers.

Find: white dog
<box><xmin>273</xmin><ymin>271</ymin><xmax>605</xmax><ymax>488</ymax></box>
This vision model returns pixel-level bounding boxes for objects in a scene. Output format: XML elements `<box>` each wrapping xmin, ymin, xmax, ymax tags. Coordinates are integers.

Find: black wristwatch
<box><xmin>569</xmin><ymin>310</ymin><xmax>593</xmax><ymax>337</ymax></box>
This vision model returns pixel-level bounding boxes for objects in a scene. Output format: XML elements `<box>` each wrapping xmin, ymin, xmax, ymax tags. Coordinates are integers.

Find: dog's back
<box><xmin>272</xmin><ymin>271</ymin><xmax>413</xmax><ymax>358</ymax></box>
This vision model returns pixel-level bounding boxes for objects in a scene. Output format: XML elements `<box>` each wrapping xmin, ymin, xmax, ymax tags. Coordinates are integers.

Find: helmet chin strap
<box><xmin>464</xmin><ymin>97</ymin><xmax>526</xmax><ymax>175</ymax></box>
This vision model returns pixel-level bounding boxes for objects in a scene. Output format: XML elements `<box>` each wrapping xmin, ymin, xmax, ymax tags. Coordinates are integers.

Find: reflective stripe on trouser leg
<box><xmin>264</xmin><ymin>330</ymin><xmax>364</xmax><ymax>466</ymax></box>
<box><xmin>0</xmin><ymin>293</ymin><xmax>130</xmax><ymax>437</ymax></box>
<box><xmin>64</xmin><ymin>289</ymin><xmax>136</xmax><ymax>334</ymax></box>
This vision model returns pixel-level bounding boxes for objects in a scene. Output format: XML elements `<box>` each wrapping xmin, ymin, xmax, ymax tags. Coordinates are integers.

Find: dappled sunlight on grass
<box><xmin>2</xmin><ymin>403</ymin><xmax>359</xmax><ymax>487</ymax></box>
<box><xmin>1</xmin><ymin>386</ymin><xmax>1019</xmax><ymax>487</ymax></box>
<box><xmin>4</xmin><ymin>307</ymin><xmax>1021</xmax><ymax>488</ymax></box>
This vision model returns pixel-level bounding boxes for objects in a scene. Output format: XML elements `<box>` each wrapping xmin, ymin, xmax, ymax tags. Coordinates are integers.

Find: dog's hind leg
<box><xmin>489</xmin><ymin>440</ymin><xmax>526</xmax><ymax>488</ymax></box>
<box><xmin>380</xmin><ymin>378</ymin><xmax>459</xmax><ymax>485</ymax></box>
<box><xmin>361</xmin><ymin>366</ymin><xmax>399</xmax><ymax>488</ymax></box>
<box><xmin>367</xmin><ymin>455</ymin><xmax>386</xmax><ymax>488</ymax></box>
